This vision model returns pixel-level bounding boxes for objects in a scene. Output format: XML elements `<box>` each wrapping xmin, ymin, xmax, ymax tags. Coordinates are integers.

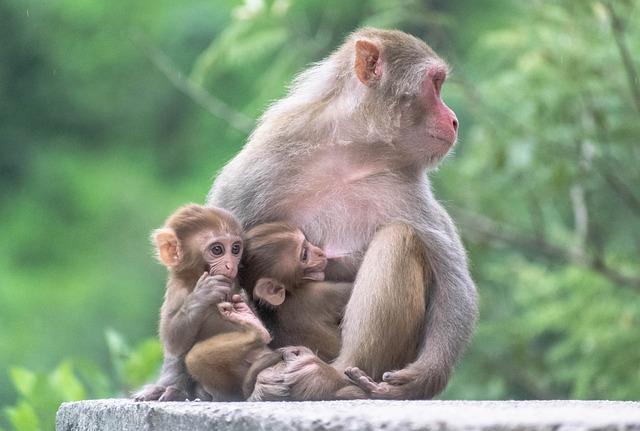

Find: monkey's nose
<box><xmin>452</xmin><ymin>116</ymin><xmax>459</xmax><ymax>132</ymax></box>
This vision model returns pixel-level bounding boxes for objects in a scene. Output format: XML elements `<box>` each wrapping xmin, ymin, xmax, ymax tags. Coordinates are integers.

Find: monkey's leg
<box><xmin>334</xmin><ymin>223</ymin><xmax>428</xmax><ymax>381</ymax></box>
<box><xmin>185</xmin><ymin>329</ymin><xmax>265</xmax><ymax>400</ymax></box>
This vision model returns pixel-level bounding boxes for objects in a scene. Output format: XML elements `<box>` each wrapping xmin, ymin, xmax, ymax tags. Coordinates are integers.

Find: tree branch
<box><xmin>453</xmin><ymin>207</ymin><xmax>640</xmax><ymax>291</ymax></box>
<box><xmin>130</xmin><ymin>32</ymin><xmax>254</xmax><ymax>134</ymax></box>
<box><xmin>601</xmin><ymin>169</ymin><xmax>640</xmax><ymax>216</ymax></box>
<box><xmin>604</xmin><ymin>1</ymin><xmax>640</xmax><ymax>113</ymax></box>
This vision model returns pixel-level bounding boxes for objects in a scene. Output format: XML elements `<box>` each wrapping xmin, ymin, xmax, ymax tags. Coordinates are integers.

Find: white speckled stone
<box><xmin>56</xmin><ymin>399</ymin><xmax>640</xmax><ymax>431</ymax></box>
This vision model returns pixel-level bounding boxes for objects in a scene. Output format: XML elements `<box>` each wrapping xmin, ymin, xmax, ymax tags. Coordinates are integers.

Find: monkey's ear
<box><xmin>153</xmin><ymin>228</ymin><xmax>181</xmax><ymax>268</ymax></box>
<box><xmin>354</xmin><ymin>40</ymin><xmax>382</xmax><ymax>86</ymax></box>
<box><xmin>254</xmin><ymin>278</ymin><xmax>286</xmax><ymax>306</ymax></box>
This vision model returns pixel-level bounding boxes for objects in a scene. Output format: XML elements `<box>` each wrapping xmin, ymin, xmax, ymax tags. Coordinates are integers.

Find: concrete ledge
<box><xmin>56</xmin><ymin>399</ymin><xmax>640</xmax><ymax>431</ymax></box>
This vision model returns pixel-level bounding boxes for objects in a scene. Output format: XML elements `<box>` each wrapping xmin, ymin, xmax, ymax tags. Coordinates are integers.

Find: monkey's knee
<box><xmin>341</xmin><ymin>222</ymin><xmax>428</xmax><ymax>377</ymax></box>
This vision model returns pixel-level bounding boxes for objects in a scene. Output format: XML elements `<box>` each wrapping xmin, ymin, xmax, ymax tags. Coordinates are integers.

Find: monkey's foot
<box><xmin>345</xmin><ymin>367</ymin><xmax>382</xmax><ymax>394</ymax></box>
<box><xmin>217</xmin><ymin>301</ymin><xmax>272</xmax><ymax>343</ymax></box>
<box><xmin>157</xmin><ymin>385</ymin><xmax>188</xmax><ymax>402</ymax></box>
<box><xmin>133</xmin><ymin>384</ymin><xmax>166</xmax><ymax>402</ymax></box>
<box><xmin>345</xmin><ymin>367</ymin><xmax>440</xmax><ymax>400</ymax></box>
<box><xmin>192</xmin><ymin>384</ymin><xmax>213</xmax><ymax>402</ymax></box>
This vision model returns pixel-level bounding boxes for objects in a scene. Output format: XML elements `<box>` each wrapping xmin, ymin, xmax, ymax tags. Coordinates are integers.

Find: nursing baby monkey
<box><xmin>240</xmin><ymin>222</ymin><xmax>365</xmax><ymax>400</ymax></box>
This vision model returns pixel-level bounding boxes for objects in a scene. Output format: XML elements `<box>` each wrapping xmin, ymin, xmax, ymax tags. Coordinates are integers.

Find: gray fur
<box><xmin>207</xmin><ymin>27</ymin><xmax>477</xmax><ymax>399</ymax></box>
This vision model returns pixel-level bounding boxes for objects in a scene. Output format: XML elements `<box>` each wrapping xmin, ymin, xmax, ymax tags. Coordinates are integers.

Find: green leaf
<box><xmin>49</xmin><ymin>361</ymin><xmax>86</xmax><ymax>401</ymax></box>
<box><xmin>4</xmin><ymin>401</ymin><xmax>40</xmax><ymax>431</ymax></box>
<box><xmin>9</xmin><ymin>368</ymin><xmax>36</xmax><ymax>398</ymax></box>
<box><xmin>122</xmin><ymin>338</ymin><xmax>163</xmax><ymax>389</ymax></box>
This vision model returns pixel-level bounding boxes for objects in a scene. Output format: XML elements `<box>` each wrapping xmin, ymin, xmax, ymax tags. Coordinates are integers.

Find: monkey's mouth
<box><xmin>428</xmin><ymin>133</ymin><xmax>455</xmax><ymax>149</ymax></box>
<box><xmin>303</xmin><ymin>271</ymin><xmax>325</xmax><ymax>282</ymax></box>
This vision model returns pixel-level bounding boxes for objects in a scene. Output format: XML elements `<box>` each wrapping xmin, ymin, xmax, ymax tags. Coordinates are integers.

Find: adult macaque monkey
<box><xmin>207</xmin><ymin>28</ymin><xmax>477</xmax><ymax>399</ymax></box>
<box><xmin>134</xmin><ymin>204</ymin><xmax>257</xmax><ymax>401</ymax></box>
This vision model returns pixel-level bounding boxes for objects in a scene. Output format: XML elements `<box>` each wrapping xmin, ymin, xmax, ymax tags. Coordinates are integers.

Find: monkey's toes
<box><xmin>133</xmin><ymin>385</ymin><xmax>166</xmax><ymax>402</ymax></box>
<box><xmin>382</xmin><ymin>370</ymin><xmax>412</xmax><ymax>385</ymax></box>
<box><xmin>231</xmin><ymin>294</ymin><xmax>243</xmax><ymax>303</ymax></box>
<box><xmin>158</xmin><ymin>386</ymin><xmax>187</xmax><ymax>402</ymax></box>
<box><xmin>345</xmin><ymin>367</ymin><xmax>374</xmax><ymax>385</ymax></box>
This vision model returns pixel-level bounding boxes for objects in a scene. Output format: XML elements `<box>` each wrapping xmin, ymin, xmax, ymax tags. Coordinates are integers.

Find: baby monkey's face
<box><xmin>246</xmin><ymin>224</ymin><xmax>328</xmax><ymax>307</ymax></box>
<box><xmin>295</xmin><ymin>230</ymin><xmax>327</xmax><ymax>282</ymax></box>
<box><xmin>196</xmin><ymin>230</ymin><xmax>243</xmax><ymax>279</ymax></box>
<box><xmin>269</xmin><ymin>228</ymin><xmax>327</xmax><ymax>284</ymax></box>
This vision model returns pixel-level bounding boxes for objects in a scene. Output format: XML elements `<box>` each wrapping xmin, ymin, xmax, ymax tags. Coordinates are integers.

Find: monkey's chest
<box><xmin>284</xmin><ymin>181</ymin><xmax>407</xmax><ymax>252</ymax></box>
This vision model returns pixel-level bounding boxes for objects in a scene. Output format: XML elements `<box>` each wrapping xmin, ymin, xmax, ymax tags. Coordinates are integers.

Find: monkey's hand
<box><xmin>345</xmin><ymin>366</ymin><xmax>448</xmax><ymax>400</ymax></box>
<box><xmin>190</xmin><ymin>272</ymin><xmax>233</xmax><ymax>309</ymax></box>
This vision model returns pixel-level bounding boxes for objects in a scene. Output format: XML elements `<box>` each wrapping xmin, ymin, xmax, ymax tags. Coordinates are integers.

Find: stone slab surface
<box><xmin>56</xmin><ymin>399</ymin><xmax>640</xmax><ymax>431</ymax></box>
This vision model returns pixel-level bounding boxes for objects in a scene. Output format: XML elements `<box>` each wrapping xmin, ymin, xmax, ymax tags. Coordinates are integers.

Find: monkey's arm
<box><xmin>406</xmin><ymin>204</ymin><xmax>478</xmax><ymax>395</ymax></box>
<box><xmin>161</xmin><ymin>275</ymin><xmax>232</xmax><ymax>357</ymax></box>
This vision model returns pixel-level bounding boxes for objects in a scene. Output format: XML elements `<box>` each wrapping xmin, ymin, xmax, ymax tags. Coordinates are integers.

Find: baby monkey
<box><xmin>134</xmin><ymin>204</ymin><xmax>271</xmax><ymax>401</ymax></box>
<box><xmin>240</xmin><ymin>222</ymin><xmax>365</xmax><ymax>400</ymax></box>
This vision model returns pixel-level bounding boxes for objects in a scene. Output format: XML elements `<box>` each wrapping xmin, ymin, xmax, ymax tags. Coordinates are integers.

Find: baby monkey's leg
<box><xmin>185</xmin><ymin>298</ymin><xmax>270</xmax><ymax>400</ymax></box>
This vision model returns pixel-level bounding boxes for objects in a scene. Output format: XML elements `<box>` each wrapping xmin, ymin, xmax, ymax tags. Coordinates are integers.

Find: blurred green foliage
<box><xmin>1</xmin><ymin>0</ymin><xmax>639</xmax><ymax>429</ymax></box>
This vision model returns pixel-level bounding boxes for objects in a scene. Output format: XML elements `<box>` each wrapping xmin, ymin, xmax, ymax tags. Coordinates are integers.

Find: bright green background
<box><xmin>1</xmin><ymin>0</ymin><xmax>639</xmax><ymax>429</ymax></box>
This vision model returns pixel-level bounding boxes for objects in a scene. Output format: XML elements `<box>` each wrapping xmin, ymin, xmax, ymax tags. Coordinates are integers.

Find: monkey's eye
<box><xmin>210</xmin><ymin>243</ymin><xmax>224</xmax><ymax>256</ymax></box>
<box><xmin>301</xmin><ymin>247</ymin><xmax>308</xmax><ymax>263</ymax></box>
<box><xmin>231</xmin><ymin>242</ymin><xmax>242</xmax><ymax>255</ymax></box>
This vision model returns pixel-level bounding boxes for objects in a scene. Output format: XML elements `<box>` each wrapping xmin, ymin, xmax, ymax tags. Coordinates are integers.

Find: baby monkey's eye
<box><xmin>231</xmin><ymin>242</ymin><xmax>242</xmax><ymax>255</ymax></box>
<box><xmin>210</xmin><ymin>243</ymin><xmax>224</xmax><ymax>256</ymax></box>
<box><xmin>301</xmin><ymin>246</ymin><xmax>308</xmax><ymax>263</ymax></box>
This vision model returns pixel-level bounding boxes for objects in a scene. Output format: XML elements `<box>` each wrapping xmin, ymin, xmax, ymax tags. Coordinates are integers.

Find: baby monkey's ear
<box><xmin>254</xmin><ymin>278</ymin><xmax>286</xmax><ymax>306</ymax></box>
<box><xmin>153</xmin><ymin>228</ymin><xmax>181</xmax><ymax>268</ymax></box>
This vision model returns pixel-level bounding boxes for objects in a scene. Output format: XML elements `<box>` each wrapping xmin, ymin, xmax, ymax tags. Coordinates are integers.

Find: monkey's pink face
<box><xmin>402</xmin><ymin>65</ymin><xmax>458</xmax><ymax>167</ymax></box>
<box><xmin>353</xmin><ymin>37</ymin><xmax>458</xmax><ymax>168</ymax></box>
<box><xmin>422</xmin><ymin>67</ymin><xmax>458</xmax><ymax>153</ymax></box>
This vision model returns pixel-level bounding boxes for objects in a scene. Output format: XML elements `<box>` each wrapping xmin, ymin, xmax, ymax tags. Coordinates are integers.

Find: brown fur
<box><xmin>241</xmin><ymin>222</ymin><xmax>351</xmax><ymax>362</ymax></box>
<box><xmin>185</xmin><ymin>320</ymin><xmax>270</xmax><ymax>400</ymax></box>
<box><xmin>134</xmin><ymin>204</ymin><xmax>270</xmax><ymax>401</ymax></box>
<box><xmin>237</xmin><ymin>223</ymin><xmax>365</xmax><ymax>400</ymax></box>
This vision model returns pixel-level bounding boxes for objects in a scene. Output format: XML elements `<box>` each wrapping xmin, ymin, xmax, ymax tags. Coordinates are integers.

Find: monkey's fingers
<box><xmin>210</xmin><ymin>274</ymin><xmax>233</xmax><ymax>286</ymax></box>
<box><xmin>197</xmin><ymin>271</ymin><xmax>209</xmax><ymax>285</ymax></box>
<box><xmin>344</xmin><ymin>367</ymin><xmax>379</xmax><ymax>393</ymax></box>
<box><xmin>231</xmin><ymin>294</ymin><xmax>243</xmax><ymax>303</ymax></box>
